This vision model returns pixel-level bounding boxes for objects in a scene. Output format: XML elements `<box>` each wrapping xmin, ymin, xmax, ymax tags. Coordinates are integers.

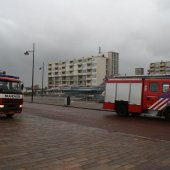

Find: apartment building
<box><xmin>105</xmin><ymin>52</ymin><xmax>119</xmax><ymax>76</ymax></box>
<box><xmin>148</xmin><ymin>61</ymin><xmax>170</xmax><ymax>75</ymax></box>
<box><xmin>48</xmin><ymin>52</ymin><xmax>119</xmax><ymax>88</ymax></box>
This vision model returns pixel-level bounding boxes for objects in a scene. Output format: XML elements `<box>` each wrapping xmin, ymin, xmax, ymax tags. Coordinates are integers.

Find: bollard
<box><xmin>65</xmin><ymin>96</ymin><xmax>71</xmax><ymax>106</ymax></box>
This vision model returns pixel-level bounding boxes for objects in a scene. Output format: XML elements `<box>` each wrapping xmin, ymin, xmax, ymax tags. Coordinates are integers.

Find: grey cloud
<box><xmin>0</xmin><ymin>0</ymin><xmax>170</xmax><ymax>86</ymax></box>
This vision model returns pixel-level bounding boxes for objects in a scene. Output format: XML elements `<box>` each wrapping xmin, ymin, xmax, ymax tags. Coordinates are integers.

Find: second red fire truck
<box><xmin>0</xmin><ymin>74</ymin><xmax>23</xmax><ymax>117</ymax></box>
<box><xmin>103</xmin><ymin>75</ymin><xmax>170</xmax><ymax>120</ymax></box>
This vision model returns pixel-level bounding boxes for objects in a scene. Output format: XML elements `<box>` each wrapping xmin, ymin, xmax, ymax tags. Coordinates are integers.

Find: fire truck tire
<box><xmin>131</xmin><ymin>113</ymin><xmax>141</xmax><ymax>116</ymax></box>
<box><xmin>164</xmin><ymin>108</ymin><xmax>170</xmax><ymax>120</ymax></box>
<box><xmin>116</xmin><ymin>105</ymin><xmax>129</xmax><ymax>116</ymax></box>
<box><xmin>6</xmin><ymin>114</ymin><xmax>14</xmax><ymax>118</ymax></box>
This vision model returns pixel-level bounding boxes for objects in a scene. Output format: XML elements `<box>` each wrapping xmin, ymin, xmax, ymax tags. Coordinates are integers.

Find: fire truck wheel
<box><xmin>116</xmin><ymin>105</ymin><xmax>129</xmax><ymax>116</ymax></box>
<box><xmin>131</xmin><ymin>113</ymin><xmax>141</xmax><ymax>117</ymax></box>
<box><xmin>6</xmin><ymin>114</ymin><xmax>14</xmax><ymax>118</ymax></box>
<box><xmin>164</xmin><ymin>108</ymin><xmax>170</xmax><ymax>121</ymax></box>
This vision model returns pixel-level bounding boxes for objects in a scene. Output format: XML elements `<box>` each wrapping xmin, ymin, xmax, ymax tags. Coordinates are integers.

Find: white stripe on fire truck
<box><xmin>158</xmin><ymin>102</ymin><xmax>169</xmax><ymax>111</ymax></box>
<box><xmin>153</xmin><ymin>98</ymin><xmax>169</xmax><ymax>110</ymax></box>
<box><xmin>148</xmin><ymin>98</ymin><xmax>164</xmax><ymax>110</ymax></box>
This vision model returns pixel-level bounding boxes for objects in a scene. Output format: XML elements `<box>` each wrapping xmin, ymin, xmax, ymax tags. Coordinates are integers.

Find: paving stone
<box><xmin>0</xmin><ymin>113</ymin><xmax>170</xmax><ymax>170</ymax></box>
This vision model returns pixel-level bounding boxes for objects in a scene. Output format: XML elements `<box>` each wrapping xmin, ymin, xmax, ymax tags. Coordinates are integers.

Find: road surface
<box><xmin>24</xmin><ymin>102</ymin><xmax>170</xmax><ymax>141</ymax></box>
<box><xmin>0</xmin><ymin>102</ymin><xmax>170</xmax><ymax>170</ymax></box>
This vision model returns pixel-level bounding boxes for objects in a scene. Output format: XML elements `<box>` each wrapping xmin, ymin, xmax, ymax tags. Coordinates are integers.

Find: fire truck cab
<box><xmin>103</xmin><ymin>76</ymin><xmax>170</xmax><ymax>120</ymax></box>
<box><xmin>0</xmin><ymin>74</ymin><xmax>23</xmax><ymax>117</ymax></box>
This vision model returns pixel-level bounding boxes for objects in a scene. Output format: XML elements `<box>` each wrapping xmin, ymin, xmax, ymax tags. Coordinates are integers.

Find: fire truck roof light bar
<box><xmin>0</xmin><ymin>74</ymin><xmax>19</xmax><ymax>79</ymax></box>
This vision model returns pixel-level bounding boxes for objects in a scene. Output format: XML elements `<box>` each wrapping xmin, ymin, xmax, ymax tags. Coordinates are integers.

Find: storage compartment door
<box><xmin>105</xmin><ymin>83</ymin><xmax>116</xmax><ymax>103</ymax></box>
<box><xmin>116</xmin><ymin>83</ymin><xmax>130</xmax><ymax>101</ymax></box>
<box><xmin>129</xmin><ymin>83</ymin><xmax>142</xmax><ymax>105</ymax></box>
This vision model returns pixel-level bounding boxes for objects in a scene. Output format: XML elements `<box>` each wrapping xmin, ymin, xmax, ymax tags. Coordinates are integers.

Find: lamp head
<box><xmin>24</xmin><ymin>51</ymin><xmax>29</xmax><ymax>55</ymax></box>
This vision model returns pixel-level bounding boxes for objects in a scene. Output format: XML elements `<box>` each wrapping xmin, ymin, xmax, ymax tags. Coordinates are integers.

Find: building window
<box><xmin>149</xmin><ymin>82</ymin><xmax>159</xmax><ymax>92</ymax></box>
<box><xmin>162</xmin><ymin>83</ymin><xmax>170</xmax><ymax>93</ymax></box>
<box><xmin>92</xmin><ymin>69</ymin><xmax>96</xmax><ymax>72</ymax></box>
<box><xmin>92</xmin><ymin>79</ymin><xmax>96</xmax><ymax>84</ymax></box>
<box><xmin>92</xmin><ymin>63</ymin><xmax>97</xmax><ymax>67</ymax></box>
<box><xmin>82</xmin><ymin>70</ymin><xmax>87</xmax><ymax>73</ymax></box>
<box><xmin>92</xmin><ymin>74</ymin><xmax>96</xmax><ymax>78</ymax></box>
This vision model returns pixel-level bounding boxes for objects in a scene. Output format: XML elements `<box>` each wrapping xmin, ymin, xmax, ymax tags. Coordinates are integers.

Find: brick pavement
<box><xmin>0</xmin><ymin>114</ymin><xmax>170</xmax><ymax>170</ymax></box>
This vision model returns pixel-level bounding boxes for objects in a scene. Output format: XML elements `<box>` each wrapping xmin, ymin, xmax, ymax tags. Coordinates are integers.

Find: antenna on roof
<box><xmin>99</xmin><ymin>46</ymin><xmax>101</xmax><ymax>56</ymax></box>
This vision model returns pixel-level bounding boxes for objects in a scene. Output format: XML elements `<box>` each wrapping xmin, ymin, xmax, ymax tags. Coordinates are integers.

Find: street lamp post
<box><xmin>24</xmin><ymin>43</ymin><xmax>35</xmax><ymax>103</ymax></box>
<box><xmin>39</xmin><ymin>62</ymin><xmax>44</xmax><ymax>96</ymax></box>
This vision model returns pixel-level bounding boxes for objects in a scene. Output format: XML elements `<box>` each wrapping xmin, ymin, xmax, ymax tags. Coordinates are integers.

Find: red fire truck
<box><xmin>103</xmin><ymin>76</ymin><xmax>170</xmax><ymax>120</ymax></box>
<box><xmin>0</xmin><ymin>74</ymin><xmax>23</xmax><ymax>117</ymax></box>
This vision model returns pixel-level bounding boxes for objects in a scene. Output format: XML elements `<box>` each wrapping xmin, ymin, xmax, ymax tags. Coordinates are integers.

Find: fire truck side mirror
<box><xmin>0</xmin><ymin>86</ymin><xmax>3</xmax><ymax>92</ymax></box>
<box><xmin>21</xmin><ymin>83</ymin><xmax>24</xmax><ymax>90</ymax></box>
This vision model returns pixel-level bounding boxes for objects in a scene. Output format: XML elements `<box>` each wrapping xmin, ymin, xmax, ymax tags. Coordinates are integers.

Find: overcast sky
<box><xmin>0</xmin><ymin>0</ymin><xmax>170</xmax><ymax>87</ymax></box>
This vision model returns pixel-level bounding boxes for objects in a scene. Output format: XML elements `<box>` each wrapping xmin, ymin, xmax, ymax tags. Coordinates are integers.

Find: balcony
<box><xmin>86</xmin><ymin>81</ymin><xmax>92</xmax><ymax>85</ymax></box>
<box><xmin>69</xmin><ymin>71</ymin><xmax>74</xmax><ymax>75</ymax></box>
<box><xmin>87</xmin><ymin>66</ymin><xmax>92</xmax><ymax>69</ymax></box>
<box><xmin>78</xmin><ymin>60</ymin><xmax>83</xmax><ymax>64</ymax></box>
<box><xmin>86</xmin><ymin>71</ymin><xmax>92</xmax><ymax>75</ymax></box>
<box><xmin>87</xmin><ymin>60</ymin><xmax>92</xmax><ymax>64</ymax></box>
<box><xmin>160</xmin><ymin>62</ymin><xmax>165</xmax><ymax>67</ymax></box>
<box><xmin>69</xmin><ymin>68</ymin><xmax>74</xmax><ymax>71</ymax></box>
<box><xmin>150</xmin><ymin>63</ymin><xmax>155</xmax><ymax>68</ymax></box>
<box><xmin>149</xmin><ymin>68</ymin><xmax>155</xmax><ymax>72</ymax></box>
<box><xmin>86</xmin><ymin>76</ymin><xmax>92</xmax><ymax>80</ymax></box>
<box><xmin>69</xmin><ymin>61</ymin><xmax>74</xmax><ymax>66</ymax></box>
<box><xmin>78</xmin><ymin>67</ymin><xmax>82</xmax><ymax>70</ymax></box>
<box><xmin>160</xmin><ymin>68</ymin><xmax>165</xmax><ymax>72</ymax></box>
<box><xmin>160</xmin><ymin>71</ymin><xmax>166</xmax><ymax>74</ymax></box>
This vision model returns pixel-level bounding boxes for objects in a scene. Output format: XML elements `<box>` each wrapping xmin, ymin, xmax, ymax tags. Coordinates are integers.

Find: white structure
<box><xmin>48</xmin><ymin>51</ymin><xmax>119</xmax><ymax>88</ymax></box>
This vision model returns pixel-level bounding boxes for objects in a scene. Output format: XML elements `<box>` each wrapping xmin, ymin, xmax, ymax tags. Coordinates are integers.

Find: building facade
<box><xmin>148</xmin><ymin>61</ymin><xmax>170</xmax><ymax>75</ymax></box>
<box><xmin>48</xmin><ymin>52</ymin><xmax>119</xmax><ymax>88</ymax></box>
<box><xmin>105</xmin><ymin>52</ymin><xmax>119</xmax><ymax>76</ymax></box>
<box><xmin>135</xmin><ymin>68</ymin><xmax>144</xmax><ymax>75</ymax></box>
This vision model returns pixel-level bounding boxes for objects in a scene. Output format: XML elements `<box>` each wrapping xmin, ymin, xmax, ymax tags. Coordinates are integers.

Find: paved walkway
<box><xmin>0</xmin><ymin>113</ymin><xmax>170</xmax><ymax>170</ymax></box>
<box><xmin>24</xmin><ymin>96</ymin><xmax>103</xmax><ymax>110</ymax></box>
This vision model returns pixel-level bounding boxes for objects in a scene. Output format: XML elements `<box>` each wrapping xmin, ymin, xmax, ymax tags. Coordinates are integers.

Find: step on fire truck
<box><xmin>0</xmin><ymin>74</ymin><xmax>23</xmax><ymax>117</ymax></box>
<box><xmin>103</xmin><ymin>75</ymin><xmax>170</xmax><ymax>120</ymax></box>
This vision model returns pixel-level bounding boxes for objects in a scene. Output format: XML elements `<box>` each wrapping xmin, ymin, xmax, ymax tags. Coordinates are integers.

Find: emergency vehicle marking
<box><xmin>0</xmin><ymin>94</ymin><xmax>23</xmax><ymax>99</ymax></box>
<box><xmin>158</xmin><ymin>103</ymin><xmax>168</xmax><ymax>111</ymax></box>
<box><xmin>148</xmin><ymin>93</ymin><xmax>170</xmax><ymax>111</ymax></box>
<box><xmin>153</xmin><ymin>98</ymin><xmax>169</xmax><ymax>110</ymax></box>
<box><xmin>148</xmin><ymin>98</ymin><xmax>164</xmax><ymax>109</ymax></box>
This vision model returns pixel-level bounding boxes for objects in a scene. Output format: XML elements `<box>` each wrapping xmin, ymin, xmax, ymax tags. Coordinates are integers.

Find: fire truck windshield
<box><xmin>0</xmin><ymin>80</ymin><xmax>22</xmax><ymax>93</ymax></box>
